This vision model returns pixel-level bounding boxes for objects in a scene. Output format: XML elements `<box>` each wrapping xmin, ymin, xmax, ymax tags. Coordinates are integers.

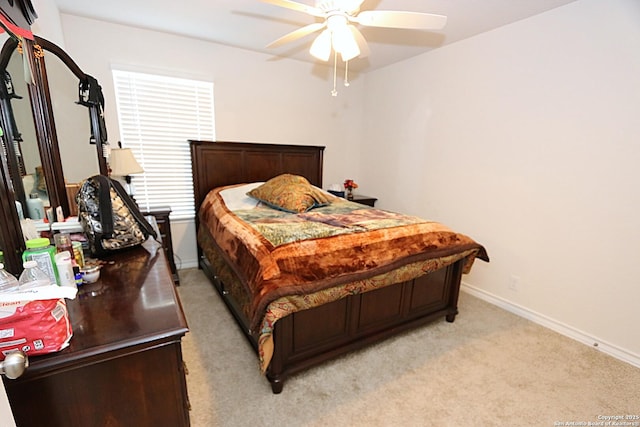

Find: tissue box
<box><xmin>328</xmin><ymin>190</ymin><xmax>345</xmax><ymax>198</ymax></box>
<box><xmin>0</xmin><ymin>285</ymin><xmax>77</xmax><ymax>360</ymax></box>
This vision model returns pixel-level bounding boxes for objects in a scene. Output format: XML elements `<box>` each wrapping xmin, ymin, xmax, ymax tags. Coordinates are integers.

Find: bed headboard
<box><xmin>190</xmin><ymin>140</ymin><xmax>325</xmax><ymax>214</ymax></box>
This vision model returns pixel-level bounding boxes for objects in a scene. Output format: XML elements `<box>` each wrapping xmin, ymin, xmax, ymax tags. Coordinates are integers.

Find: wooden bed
<box><xmin>190</xmin><ymin>140</ymin><xmax>483</xmax><ymax>393</ymax></box>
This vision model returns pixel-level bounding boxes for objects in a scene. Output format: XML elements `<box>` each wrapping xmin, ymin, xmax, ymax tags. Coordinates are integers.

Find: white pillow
<box><xmin>219</xmin><ymin>182</ymin><xmax>264</xmax><ymax>211</ymax></box>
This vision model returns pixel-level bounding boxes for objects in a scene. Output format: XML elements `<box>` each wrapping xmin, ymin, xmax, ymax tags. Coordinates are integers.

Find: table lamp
<box><xmin>109</xmin><ymin>148</ymin><xmax>143</xmax><ymax>198</ymax></box>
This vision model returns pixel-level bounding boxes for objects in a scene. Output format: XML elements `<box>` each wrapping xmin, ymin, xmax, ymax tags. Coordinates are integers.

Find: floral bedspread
<box><xmin>199</xmin><ymin>223</ymin><xmax>480</xmax><ymax>372</ymax></box>
<box><xmin>198</xmin><ymin>185</ymin><xmax>489</xmax><ymax>338</ymax></box>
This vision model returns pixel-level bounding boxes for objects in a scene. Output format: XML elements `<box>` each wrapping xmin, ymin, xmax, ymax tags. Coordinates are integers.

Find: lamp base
<box><xmin>124</xmin><ymin>175</ymin><xmax>139</xmax><ymax>207</ymax></box>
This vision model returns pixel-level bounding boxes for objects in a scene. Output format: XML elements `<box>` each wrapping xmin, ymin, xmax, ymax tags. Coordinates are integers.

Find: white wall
<box><xmin>47</xmin><ymin>14</ymin><xmax>365</xmax><ymax>269</ymax></box>
<box><xmin>30</xmin><ymin>0</ymin><xmax>640</xmax><ymax>366</ymax></box>
<box><xmin>30</xmin><ymin>0</ymin><xmax>65</xmax><ymax>48</ymax></box>
<box><xmin>362</xmin><ymin>0</ymin><xmax>640</xmax><ymax>363</ymax></box>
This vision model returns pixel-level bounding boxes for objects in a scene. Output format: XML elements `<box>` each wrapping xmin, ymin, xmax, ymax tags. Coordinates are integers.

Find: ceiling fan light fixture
<box><xmin>326</xmin><ymin>15</ymin><xmax>360</xmax><ymax>61</ymax></box>
<box><xmin>310</xmin><ymin>29</ymin><xmax>332</xmax><ymax>61</ymax></box>
<box><xmin>332</xmin><ymin>26</ymin><xmax>359</xmax><ymax>61</ymax></box>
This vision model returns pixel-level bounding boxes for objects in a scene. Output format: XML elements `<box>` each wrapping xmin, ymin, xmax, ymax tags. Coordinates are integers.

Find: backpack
<box><xmin>76</xmin><ymin>175</ymin><xmax>157</xmax><ymax>256</ymax></box>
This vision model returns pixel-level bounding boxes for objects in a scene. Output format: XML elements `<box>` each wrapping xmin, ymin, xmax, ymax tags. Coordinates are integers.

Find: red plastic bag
<box><xmin>0</xmin><ymin>286</ymin><xmax>77</xmax><ymax>360</ymax></box>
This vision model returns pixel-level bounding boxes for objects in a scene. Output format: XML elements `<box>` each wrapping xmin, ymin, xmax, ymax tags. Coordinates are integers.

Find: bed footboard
<box><xmin>201</xmin><ymin>251</ymin><xmax>464</xmax><ymax>394</ymax></box>
<box><xmin>266</xmin><ymin>259</ymin><xmax>464</xmax><ymax>393</ymax></box>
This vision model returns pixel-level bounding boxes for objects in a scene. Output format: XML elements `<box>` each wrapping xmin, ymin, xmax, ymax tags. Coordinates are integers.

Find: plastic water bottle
<box><xmin>18</xmin><ymin>260</ymin><xmax>51</xmax><ymax>290</ymax></box>
<box><xmin>0</xmin><ymin>263</ymin><xmax>19</xmax><ymax>293</ymax></box>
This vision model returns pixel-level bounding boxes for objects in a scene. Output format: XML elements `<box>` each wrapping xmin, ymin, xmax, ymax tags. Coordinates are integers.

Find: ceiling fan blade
<box><xmin>258</xmin><ymin>0</ymin><xmax>324</xmax><ymax>18</ymax></box>
<box><xmin>266</xmin><ymin>22</ymin><xmax>326</xmax><ymax>48</ymax></box>
<box><xmin>348</xmin><ymin>25</ymin><xmax>370</xmax><ymax>58</ymax></box>
<box><xmin>353</xmin><ymin>11</ymin><xmax>447</xmax><ymax>30</ymax></box>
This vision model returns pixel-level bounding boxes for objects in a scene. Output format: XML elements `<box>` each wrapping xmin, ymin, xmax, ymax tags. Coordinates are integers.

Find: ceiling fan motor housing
<box><xmin>316</xmin><ymin>0</ymin><xmax>361</xmax><ymax>16</ymax></box>
<box><xmin>326</xmin><ymin>13</ymin><xmax>349</xmax><ymax>31</ymax></box>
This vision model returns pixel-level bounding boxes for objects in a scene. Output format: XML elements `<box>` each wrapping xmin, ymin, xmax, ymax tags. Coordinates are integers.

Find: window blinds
<box><xmin>112</xmin><ymin>70</ymin><xmax>215</xmax><ymax>220</ymax></box>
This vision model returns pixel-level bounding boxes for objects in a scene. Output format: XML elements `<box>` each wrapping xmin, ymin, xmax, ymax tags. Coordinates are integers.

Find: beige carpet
<box><xmin>177</xmin><ymin>268</ymin><xmax>640</xmax><ymax>427</ymax></box>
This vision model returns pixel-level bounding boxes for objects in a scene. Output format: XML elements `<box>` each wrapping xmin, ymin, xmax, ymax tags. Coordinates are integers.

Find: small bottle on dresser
<box><xmin>26</xmin><ymin>193</ymin><xmax>45</xmax><ymax>220</ymax></box>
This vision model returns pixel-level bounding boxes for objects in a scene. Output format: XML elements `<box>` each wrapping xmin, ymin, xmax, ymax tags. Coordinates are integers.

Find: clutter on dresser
<box><xmin>18</xmin><ymin>261</ymin><xmax>51</xmax><ymax>289</ymax></box>
<box><xmin>79</xmin><ymin>264</ymin><xmax>101</xmax><ymax>283</ymax></box>
<box><xmin>0</xmin><ymin>230</ymin><xmax>83</xmax><ymax>361</ymax></box>
<box><xmin>0</xmin><ymin>265</ymin><xmax>77</xmax><ymax>361</ymax></box>
<box><xmin>22</xmin><ymin>237</ymin><xmax>58</xmax><ymax>285</ymax></box>
<box><xmin>76</xmin><ymin>175</ymin><xmax>157</xmax><ymax>256</ymax></box>
<box><xmin>0</xmin><ymin>264</ymin><xmax>19</xmax><ymax>293</ymax></box>
<box><xmin>26</xmin><ymin>193</ymin><xmax>45</xmax><ymax>220</ymax></box>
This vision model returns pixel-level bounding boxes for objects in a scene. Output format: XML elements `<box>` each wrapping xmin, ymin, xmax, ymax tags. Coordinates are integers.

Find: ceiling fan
<box><xmin>260</xmin><ymin>0</ymin><xmax>447</xmax><ymax>62</ymax></box>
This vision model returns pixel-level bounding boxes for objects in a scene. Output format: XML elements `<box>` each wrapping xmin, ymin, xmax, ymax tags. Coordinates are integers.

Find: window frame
<box><xmin>111</xmin><ymin>69</ymin><xmax>215</xmax><ymax>221</ymax></box>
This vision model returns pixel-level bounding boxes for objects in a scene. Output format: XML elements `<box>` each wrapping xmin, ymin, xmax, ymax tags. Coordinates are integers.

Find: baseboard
<box><xmin>175</xmin><ymin>258</ymin><xmax>199</xmax><ymax>270</ymax></box>
<box><xmin>461</xmin><ymin>281</ymin><xmax>640</xmax><ymax>369</ymax></box>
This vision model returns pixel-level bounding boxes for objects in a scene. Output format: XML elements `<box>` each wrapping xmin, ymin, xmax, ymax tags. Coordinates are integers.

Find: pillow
<box><xmin>219</xmin><ymin>182</ymin><xmax>263</xmax><ymax>211</ymax></box>
<box><xmin>247</xmin><ymin>174</ymin><xmax>332</xmax><ymax>213</ymax></box>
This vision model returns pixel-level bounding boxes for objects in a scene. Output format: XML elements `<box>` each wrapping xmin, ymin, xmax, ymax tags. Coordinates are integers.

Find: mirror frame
<box><xmin>0</xmin><ymin>35</ymin><xmax>108</xmax><ymax>274</ymax></box>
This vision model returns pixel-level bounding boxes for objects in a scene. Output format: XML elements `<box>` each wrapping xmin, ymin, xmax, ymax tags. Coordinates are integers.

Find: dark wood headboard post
<box><xmin>189</xmin><ymin>140</ymin><xmax>325</xmax><ymax>263</ymax></box>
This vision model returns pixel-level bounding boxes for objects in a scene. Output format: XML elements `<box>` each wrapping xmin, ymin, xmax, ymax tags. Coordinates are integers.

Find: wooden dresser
<box><xmin>3</xmin><ymin>246</ymin><xmax>190</xmax><ymax>427</ymax></box>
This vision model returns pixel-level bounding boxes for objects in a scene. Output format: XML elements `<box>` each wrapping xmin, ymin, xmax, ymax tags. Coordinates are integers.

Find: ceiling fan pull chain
<box><xmin>344</xmin><ymin>60</ymin><xmax>350</xmax><ymax>87</ymax></box>
<box><xmin>331</xmin><ymin>50</ymin><xmax>338</xmax><ymax>96</ymax></box>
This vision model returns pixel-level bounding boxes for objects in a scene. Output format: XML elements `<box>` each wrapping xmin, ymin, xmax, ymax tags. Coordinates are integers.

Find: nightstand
<box><xmin>350</xmin><ymin>195</ymin><xmax>378</xmax><ymax>207</ymax></box>
<box><xmin>144</xmin><ymin>207</ymin><xmax>180</xmax><ymax>285</ymax></box>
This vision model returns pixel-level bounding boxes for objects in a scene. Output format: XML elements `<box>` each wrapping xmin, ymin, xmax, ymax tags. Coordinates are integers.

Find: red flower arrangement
<box><xmin>343</xmin><ymin>179</ymin><xmax>358</xmax><ymax>200</ymax></box>
<box><xmin>343</xmin><ymin>179</ymin><xmax>358</xmax><ymax>190</ymax></box>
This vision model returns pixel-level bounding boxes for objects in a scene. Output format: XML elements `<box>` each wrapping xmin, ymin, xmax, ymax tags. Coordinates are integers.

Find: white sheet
<box><xmin>219</xmin><ymin>182</ymin><xmax>263</xmax><ymax>211</ymax></box>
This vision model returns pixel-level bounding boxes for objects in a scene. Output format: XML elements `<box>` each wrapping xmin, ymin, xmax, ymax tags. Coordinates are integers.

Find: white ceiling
<box><xmin>52</xmin><ymin>0</ymin><xmax>578</xmax><ymax>72</ymax></box>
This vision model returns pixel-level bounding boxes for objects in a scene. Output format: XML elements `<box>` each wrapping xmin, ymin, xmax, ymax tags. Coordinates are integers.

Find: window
<box><xmin>112</xmin><ymin>70</ymin><xmax>215</xmax><ymax>220</ymax></box>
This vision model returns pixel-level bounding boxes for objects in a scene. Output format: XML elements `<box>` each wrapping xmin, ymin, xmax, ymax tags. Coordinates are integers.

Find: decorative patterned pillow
<box><xmin>247</xmin><ymin>174</ymin><xmax>332</xmax><ymax>213</ymax></box>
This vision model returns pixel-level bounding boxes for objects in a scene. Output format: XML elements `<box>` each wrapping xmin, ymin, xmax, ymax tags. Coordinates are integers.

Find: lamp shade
<box><xmin>310</xmin><ymin>29</ymin><xmax>332</xmax><ymax>61</ymax></box>
<box><xmin>109</xmin><ymin>148</ymin><xmax>143</xmax><ymax>176</ymax></box>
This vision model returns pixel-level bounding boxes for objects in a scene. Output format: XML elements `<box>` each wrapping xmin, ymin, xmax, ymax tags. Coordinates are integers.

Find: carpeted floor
<box><xmin>176</xmin><ymin>268</ymin><xmax>640</xmax><ymax>427</ymax></box>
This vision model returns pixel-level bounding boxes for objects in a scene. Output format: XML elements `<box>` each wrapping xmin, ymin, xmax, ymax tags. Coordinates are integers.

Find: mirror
<box><xmin>47</xmin><ymin>50</ymin><xmax>100</xmax><ymax>183</ymax></box>
<box><xmin>0</xmin><ymin>35</ymin><xmax>109</xmax><ymax>274</ymax></box>
<box><xmin>0</xmin><ymin>150</ymin><xmax>24</xmax><ymax>272</ymax></box>
<box><xmin>4</xmin><ymin>42</ymin><xmax>43</xmax><ymax>219</ymax></box>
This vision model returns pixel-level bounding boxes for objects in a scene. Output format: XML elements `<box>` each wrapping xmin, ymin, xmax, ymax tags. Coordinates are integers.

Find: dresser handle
<box><xmin>0</xmin><ymin>350</ymin><xmax>28</xmax><ymax>379</ymax></box>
